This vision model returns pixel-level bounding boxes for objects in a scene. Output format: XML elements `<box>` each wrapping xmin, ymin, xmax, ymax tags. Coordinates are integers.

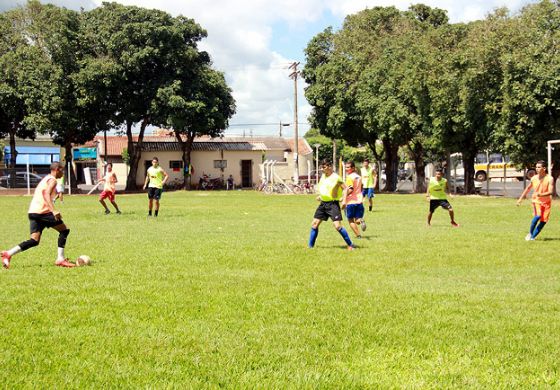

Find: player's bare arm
<box><xmin>44</xmin><ymin>179</ymin><xmax>60</xmax><ymax>220</ymax></box>
<box><xmin>161</xmin><ymin>169</ymin><xmax>169</xmax><ymax>185</ymax></box>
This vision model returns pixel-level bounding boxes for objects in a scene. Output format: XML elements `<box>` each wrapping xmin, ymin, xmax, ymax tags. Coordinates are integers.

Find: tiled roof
<box><xmin>93</xmin><ymin>135</ymin><xmax>308</xmax><ymax>156</ymax></box>
<box><xmin>140</xmin><ymin>141</ymin><xmax>266</xmax><ymax>152</ymax></box>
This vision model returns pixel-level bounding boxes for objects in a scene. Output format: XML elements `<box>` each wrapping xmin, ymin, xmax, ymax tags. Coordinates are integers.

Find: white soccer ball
<box><xmin>76</xmin><ymin>255</ymin><xmax>91</xmax><ymax>266</ymax></box>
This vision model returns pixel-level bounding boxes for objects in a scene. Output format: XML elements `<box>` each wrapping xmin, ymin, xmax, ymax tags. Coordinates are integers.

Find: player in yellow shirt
<box><xmin>308</xmin><ymin>160</ymin><xmax>354</xmax><ymax>250</ymax></box>
<box><xmin>143</xmin><ymin>156</ymin><xmax>169</xmax><ymax>217</ymax></box>
<box><xmin>360</xmin><ymin>159</ymin><xmax>377</xmax><ymax>212</ymax></box>
<box><xmin>426</xmin><ymin>168</ymin><xmax>459</xmax><ymax>227</ymax></box>
<box><xmin>517</xmin><ymin>160</ymin><xmax>553</xmax><ymax>240</ymax></box>
<box><xmin>1</xmin><ymin>162</ymin><xmax>75</xmax><ymax>268</ymax></box>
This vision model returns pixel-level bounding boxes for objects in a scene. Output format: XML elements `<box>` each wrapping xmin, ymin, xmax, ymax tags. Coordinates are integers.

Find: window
<box><xmin>214</xmin><ymin>160</ymin><xmax>227</xmax><ymax>169</ymax></box>
<box><xmin>169</xmin><ymin>161</ymin><xmax>183</xmax><ymax>169</ymax></box>
<box><xmin>169</xmin><ymin>160</ymin><xmax>183</xmax><ymax>172</ymax></box>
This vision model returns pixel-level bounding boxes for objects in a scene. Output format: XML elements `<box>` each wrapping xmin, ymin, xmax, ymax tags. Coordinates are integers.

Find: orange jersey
<box><xmin>345</xmin><ymin>172</ymin><xmax>363</xmax><ymax>204</ymax></box>
<box><xmin>103</xmin><ymin>172</ymin><xmax>117</xmax><ymax>193</ymax></box>
<box><xmin>28</xmin><ymin>174</ymin><xmax>56</xmax><ymax>214</ymax></box>
<box><xmin>531</xmin><ymin>174</ymin><xmax>552</xmax><ymax>205</ymax></box>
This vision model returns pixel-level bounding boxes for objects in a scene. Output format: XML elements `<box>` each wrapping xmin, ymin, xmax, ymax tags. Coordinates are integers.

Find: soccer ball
<box><xmin>76</xmin><ymin>255</ymin><xmax>91</xmax><ymax>266</ymax></box>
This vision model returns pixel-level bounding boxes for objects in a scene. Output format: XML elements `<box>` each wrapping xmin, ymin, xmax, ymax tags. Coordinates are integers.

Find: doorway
<box><xmin>241</xmin><ymin>160</ymin><xmax>252</xmax><ymax>188</ymax></box>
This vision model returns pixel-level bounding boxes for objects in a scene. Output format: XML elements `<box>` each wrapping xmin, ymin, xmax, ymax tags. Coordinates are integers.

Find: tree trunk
<box><xmin>410</xmin><ymin>142</ymin><xmax>426</xmax><ymax>193</ymax></box>
<box><xmin>64</xmin><ymin>141</ymin><xmax>78</xmax><ymax>190</ymax></box>
<box><xmin>175</xmin><ymin>131</ymin><xmax>195</xmax><ymax>190</ymax></box>
<box><xmin>9</xmin><ymin>127</ymin><xmax>17</xmax><ymax>168</ymax></box>
<box><xmin>382</xmin><ymin>138</ymin><xmax>399</xmax><ymax>192</ymax></box>
<box><xmin>125</xmin><ymin>118</ymin><xmax>149</xmax><ymax>191</ymax></box>
<box><xmin>463</xmin><ymin>149</ymin><xmax>476</xmax><ymax>194</ymax></box>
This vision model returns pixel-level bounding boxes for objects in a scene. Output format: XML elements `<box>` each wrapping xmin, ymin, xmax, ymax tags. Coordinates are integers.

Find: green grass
<box><xmin>1</xmin><ymin>191</ymin><xmax>559</xmax><ymax>388</ymax></box>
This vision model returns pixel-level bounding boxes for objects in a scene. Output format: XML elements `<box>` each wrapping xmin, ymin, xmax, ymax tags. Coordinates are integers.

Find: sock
<box><xmin>308</xmin><ymin>227</ymin><xmax>319</xmax><ymax>248</ymax></box>
<box><xmin>7</xmin><ymin>245</ymin><xmax>22</xmax><ymax>256</ymax></box>
<box><xmin>529</xmin><ymin>215</ymin><xmax>541</xmax><ymax>235</ymax></box>
<box><xmin>532</xmin><ymin>221</ymin><xmax>547</xmax><ymax>238</ymax></box>
<box><xmin>57</xmin><ymin>247</ymin><xmax>65</xmax><ymax>260</ymax></box>
<box><xmin>155</xmin><ymin>210</ymin><xmax>159</xmax><ymax>217</ymax></box>
<box><xmin>337</xmin><ymin>227</ymin><xmax>353</xmax><ymax>247</ymax></box>
<box><xmin>58</xmin><ymin>229</ymin><xmax>70</xmax><ymax>248</ymax></box>
<box><xmin>18</xmin><ymin>239</ymin><xmax>38</xmax><ymax>252</ymax></box>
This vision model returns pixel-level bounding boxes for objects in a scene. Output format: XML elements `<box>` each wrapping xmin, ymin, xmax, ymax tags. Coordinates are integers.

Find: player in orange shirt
<box><xmin>517</xmin><ymin>160</ymin><xmax>554</xmax><ymax>240</ymax></box>
<box><xmin>1</xmin><ymin>162</ymin><xmax>75</xmax><ymax>268</ymax></box>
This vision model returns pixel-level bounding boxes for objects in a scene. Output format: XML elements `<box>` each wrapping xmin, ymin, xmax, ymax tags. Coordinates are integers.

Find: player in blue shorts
<box><xmin>342</xmin><ymin>161</ymin><xmax>365</xmax><ymax>238</ymax></box>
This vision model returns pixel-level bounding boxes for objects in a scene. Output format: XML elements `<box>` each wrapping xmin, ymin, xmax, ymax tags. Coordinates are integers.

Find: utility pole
<box><xmin>332</xmin><ymin>140</ymin><xmax>337</xmax><ymax>173</ymax></box>
<box><xmin>289</xmin><ymin>62</ymin><xmax>300</xmax><ymax>183</ymax></box>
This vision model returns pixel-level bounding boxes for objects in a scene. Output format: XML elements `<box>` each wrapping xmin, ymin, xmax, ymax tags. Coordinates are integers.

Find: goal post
<box><xmin>547</xmin><ymin>139</ymin><xmax>560</xmax><ymax>174</ymax></box>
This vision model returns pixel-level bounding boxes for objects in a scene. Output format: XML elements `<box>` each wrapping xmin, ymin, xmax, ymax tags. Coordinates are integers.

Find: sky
<box><xmin>0</xmin><ymin>0</ymin><xmax>539</xmax><ymax>137</ymax></box>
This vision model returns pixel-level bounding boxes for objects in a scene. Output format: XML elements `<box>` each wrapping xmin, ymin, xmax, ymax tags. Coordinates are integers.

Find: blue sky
<box><xmin>0</xmin><ymin>0</ymin><xmax>539</xmax><ymax>136</ymax></box>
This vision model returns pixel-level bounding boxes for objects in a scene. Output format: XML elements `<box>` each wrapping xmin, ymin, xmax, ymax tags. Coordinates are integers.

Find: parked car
<box><xmin>0</xmin><ymin>172</ymin><xmax>44</xmax><ymax>188</ymax></box>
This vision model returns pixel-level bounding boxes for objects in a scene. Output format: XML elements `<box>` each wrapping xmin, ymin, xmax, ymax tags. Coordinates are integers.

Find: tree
<box><xmin>0</xmin><ymin>4</ymin><xmax>60</xmax><ymax>175</ymax></box>
<box><xmin>80</xmin><ymin>4</ymin><xmax>208</xmax><ymax>190</ymax></box>
<box><xmin>497</xmin><ymin>0</ymin><xmax>560</xmax><ymax>168</ymax></box>
<box><xmin>305</xmin><ymin>5</ymin><xmax>450</xmax><ymax>192</ymax></box>
<box><xmin>152</xmin><ymin>66</ymin><xmax>235</xmax><ymax>189</ymax></box>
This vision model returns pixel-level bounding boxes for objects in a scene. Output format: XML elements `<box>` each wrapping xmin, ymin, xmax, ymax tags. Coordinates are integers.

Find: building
<box><xmin>2</xmin><ymin>135</ymin><xmax>63</xmax><ymax>175</ymax></box>
<box><xmin>93</xmin><ymin>134</ymin><xmax>313</xmax><ymax>189</ymax></box>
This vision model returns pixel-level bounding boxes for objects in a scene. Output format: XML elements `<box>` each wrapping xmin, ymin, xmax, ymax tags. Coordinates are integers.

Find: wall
<box><xmin>136</xmin><ymin>150</ymin><xmax>263</xmax><ymax>188</ymax></box>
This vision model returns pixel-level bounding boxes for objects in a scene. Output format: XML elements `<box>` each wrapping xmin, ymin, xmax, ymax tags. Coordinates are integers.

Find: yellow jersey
<box><xmin>428</xmin><ymin>177</ymin><xmax>447</xmax><ymax>200</ymax></box>
<box><xmin>318</xmin><ymin>173</ymin><xmax>343</xmax><ymax>201</ymax></box>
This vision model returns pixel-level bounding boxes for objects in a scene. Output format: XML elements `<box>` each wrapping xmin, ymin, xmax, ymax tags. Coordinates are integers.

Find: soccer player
<box><xmin>360</xmin><ymin>159</ymin><xmax>377</xmax><ymax>212</ymax></box>
<box><xmin>342</xmin><ymin>161</ymin><xmax>366</xmax><ymax>238</ymax></box>
<box><xmin>426</xmin><ymin>168</ymin><xmax>459</xmax><ymax>227</ymax></box>
<box><xmin>143</xmin><ymin>156</ymin><xmax>169</xmax><ymax>217</ymax></box>
<box><xmin>98</xmin><ymin>163</ymin><xmax>121</xmax><ymax>215</ymax></box>
<box><xmin>308</xmin><ymin>160</ymin><xmax>354</xmax><ymax>250</ymax></box>
<box><xmin>1</xmin><ymin>161</ymin><xmax>75</xmax><ymax>269</ymax></box>
<box><xmin>54</xmin><ymin>173</ymin><xmax>64</xmax><ymax>203</ymax></box>
<box><xmin>516</xmin><ymin>160</ymin><xmax>553</xmax><ymax>240</ymax></box>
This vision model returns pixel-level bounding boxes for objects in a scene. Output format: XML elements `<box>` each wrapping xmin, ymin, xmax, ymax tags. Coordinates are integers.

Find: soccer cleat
<box><xmin>451</xmin><ymin>222</ymin><xmax>460</xmax><ymax>228</ymax></box>
<box><xmin>2</xmin><ymin>251</ymin><xmax>11</xmax><ymax>269</ymax></box>
<box><xmin>360</xmin><ymin>219</ymin><xmax>367</xmax><ymax>232</ymax></box>
<box><xmin>104</xmin><ymin>210</ymin><xmax>110</xmax><ymax>215</ymax></box>
<box><xmin>347</xmin><ymin>245</ymin><xmax>355</xmax><ymax>251</ymax></box>
<box><xmin>525</xmin><ymin>233</ymin><xmax>533</xmax><ymax>241</ymax></box>
<box><xmin>55</xmin><ymin>259</ymin><xmax>76</xmax><ymax>268</ymax></box>
<box><xmin>368</xmin><ymin>205</ymin><xmax>372</xmax><ymax>212</ymax></box>
<box><xmin>116</xmin><ymin>210</ymin><xmax>122</xmax><ymax>214</ymax></box>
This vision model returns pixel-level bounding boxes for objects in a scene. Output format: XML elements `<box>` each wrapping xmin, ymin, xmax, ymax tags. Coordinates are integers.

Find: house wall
<box><xmin>134</xmin><ymin>150</ymin><xmax>264</xmax><ymax>188</ymax></box>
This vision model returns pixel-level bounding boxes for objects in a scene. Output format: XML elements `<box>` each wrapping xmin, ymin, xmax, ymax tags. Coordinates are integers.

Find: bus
<box><xmin>473</xmin><ymin>152</ymin><xmax>533</xmax><ymax>182</ymax></box>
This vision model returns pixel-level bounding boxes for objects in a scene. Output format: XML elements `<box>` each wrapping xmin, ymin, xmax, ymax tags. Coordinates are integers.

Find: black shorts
<box><xmin>29</xmin><ymin>213</ymin><xmax>63</xmax><ymax>234</ymax></box>
<box><xmin>314</xmin><ymin>201</ymin><xmax>343</xmax><ymax>222</ymax></box>
<box><xmin>429</xmin><ymin>199</ymin><xmax>452</xmax><ymax>213</ymax></box>
<box><xmin>148</xmin><ymin>187</ymin><xmax>163</xmax><ymax>200</ymax></box>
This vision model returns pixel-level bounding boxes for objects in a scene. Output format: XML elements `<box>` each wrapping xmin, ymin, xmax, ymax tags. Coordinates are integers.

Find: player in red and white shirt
<box><xmin>98</xmin><ymin>163</ymin><xmax>121</xmax><ymax>215</ymax></box>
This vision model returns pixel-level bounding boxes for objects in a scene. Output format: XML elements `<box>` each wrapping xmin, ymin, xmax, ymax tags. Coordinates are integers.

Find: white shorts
<box><xmin>56</xmin><ymin>184</ymin><xmax>64</xmax><ymax>193</ymax></box>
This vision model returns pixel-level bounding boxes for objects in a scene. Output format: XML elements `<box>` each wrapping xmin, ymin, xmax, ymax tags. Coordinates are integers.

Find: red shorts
<box><xmin>533</xmin><ymin>202</ymin><xmax>551</xmax><ymax>222</ymax></box>
<box><xmin>99</xmin><ymin>190</ymin><xmax>115</xmax><ymax>202</ymax></box>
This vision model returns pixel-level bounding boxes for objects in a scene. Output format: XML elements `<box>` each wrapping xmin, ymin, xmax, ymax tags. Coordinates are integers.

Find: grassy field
<box><xmin>0</xmin><ymin>191</ymin><xmax>559</xmax><ymax>388</ymax></box>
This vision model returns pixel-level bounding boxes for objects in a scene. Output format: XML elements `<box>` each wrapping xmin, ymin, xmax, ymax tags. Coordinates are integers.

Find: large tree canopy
<box><xmin>304</xmin><ymin>1</ymin><xmax>560</xmax><ymax>193</ymax></box>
